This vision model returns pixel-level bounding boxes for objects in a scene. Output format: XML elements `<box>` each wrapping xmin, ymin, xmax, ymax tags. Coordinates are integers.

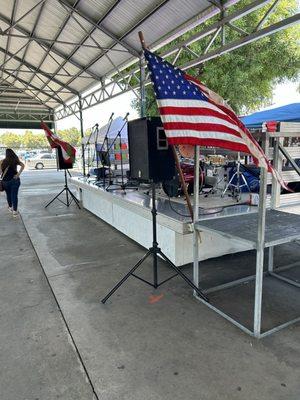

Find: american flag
<box><xmin>41</xmin><ymin>121</ymin><xmax>76</xmax><ymax>164</ymax></box>
<box><xmin>144</xmin><ymin>49</ymin><xmax>287</xmax><ymax>188</ymax></box>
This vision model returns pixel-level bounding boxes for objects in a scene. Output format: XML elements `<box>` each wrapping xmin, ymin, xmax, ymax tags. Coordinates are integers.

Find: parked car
<box><xmin>26</xmin><ymin>153</ymin><xmax>57</xmax><ymax>169</ymax></box>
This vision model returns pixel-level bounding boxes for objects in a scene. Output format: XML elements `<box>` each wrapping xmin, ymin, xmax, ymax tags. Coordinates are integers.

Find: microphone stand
<box><xmin>93</xmin><ymin>123</ymin><xmax>100</xmax><ymax>171</ymax></box>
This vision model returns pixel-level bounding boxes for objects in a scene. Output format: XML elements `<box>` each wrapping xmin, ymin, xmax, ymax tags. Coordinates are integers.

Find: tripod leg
<box><xmin>241</xmin><ymin>174</ymin><xmax>251</xmax><ymax>192</ymax></box>
<box><xmin>67</xmin><ymin>188</ymin><xmax>81</xmax><ymax>209</ymax></box>
<box><xmin>66</xmin><ymin>185</ymin><xmax>70</xmax><ymax>206</ymax></box>
<box><xmin>221</xmin><ymin>172</ymin><xmax>236</xmax><ymax>197</ymax></box>
<box><xmin>45</xmin><ymin>188</ymin><xmax>65</xmax><ymax>208</ymax></box>
<box><xmin>158</xmin><ymin>250</ymin><xmax>209</xmax><ymax>302</ymax></box>
<box><xmin>101</xmin><ymin>249</ymin><xmax>152</xmax><ymax>304</ymax></box>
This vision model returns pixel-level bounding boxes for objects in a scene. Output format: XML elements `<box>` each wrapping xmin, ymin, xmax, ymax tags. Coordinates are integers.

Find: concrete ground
<box><xmin>1</xmin><ymin>169</ymin><xmax>299</xmax><ymax>400</ymax></box>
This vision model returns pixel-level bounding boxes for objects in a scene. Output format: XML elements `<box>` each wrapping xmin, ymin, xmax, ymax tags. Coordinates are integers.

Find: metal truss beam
<box><xmin>57</xmin><ymin>0</ymin><xmax>140</xmax><ymax>57</ymax></box>
<box><xmin>0</xmin><ymin>67</ymin><xmax>64</xmax><ymax>106</ymax></box>
<box><xmin>1</xmin><ymin>0</ymin><xmax>18</xmax><ymax>80</ymax></box>
<box><xmin>48</xmin><ymin>6</ymin><xmax>140</xmax><ymax>99</ymax></box>
<box><xmin>1</xmin><ymin>0</ymin><xmax>46</xmax><ymax>34</ymax></box>
<box><xmin>11</xmin><ymin>0</ymin><xmax>46</xmax><ymax>90</ymax></box>
<box><xmin>0</xmin><ymin>110</ymin><xmax>54</xmax><ymax>122</ymax></box>
<box><xmin>0</xmin><ymin>11</ymin><xmax>103</xmax><ymax>82</ymax></box>
<box><xmin>34</xmin><ymin>1</ymin><xmax>122</xmax><ymax>103</ymax></box>
<box><xmin>160</xmin><ymin>0</ymin><xmax>272</xmax><ymax>59</ymax></box>
<box><xmin>39</xmin><ymin>0</ymin><xmax>167</xmax><ymax>104</ymax></box>
<box><xmin>0</xmin><ymin>32</ymin><xmax>131</xmax><ymax>51</ymax></box>
<box><xmin>182</xmin><ymin>13</ymin><xmax>300</xmax><ymax>69</ymax></box>
<box><xmin>0</xmin><ymin>46</ymin><xmax>78</xmax><ymax>95</ymax></box>
<box><xmin>54</xmin><ymin>2</ymin><xmax>299</xmax><ymax>120</ymax></box>
<box><xmin>20</xmin><ymin>0</ymin><xmax>83</xmax><ymax>101</ymax></box>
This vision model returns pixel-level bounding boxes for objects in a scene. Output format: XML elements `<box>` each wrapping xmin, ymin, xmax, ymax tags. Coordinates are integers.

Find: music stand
<box><xmin>83</xmin><ymin>123</ymin><xmax>98</xmax><ymax>177</ymax></box>
<box><xmin>93</xmin><ymin>151</ymin><xmax>111</xmax><ymax>183</ymax></box>
<box><xmin>101</xmin><ymin>182</ymin><xmax>208</xmax><ymax>304</ymax></box>
<box><xmin>105</xmin><ymin>114</ymin><xmax>129</xmax><ymax>193</ymax></box>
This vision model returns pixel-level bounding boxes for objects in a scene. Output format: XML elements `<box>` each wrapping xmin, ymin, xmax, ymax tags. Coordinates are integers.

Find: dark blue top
<box><xmin>1</xmin><ymin>162</ymin><xmax>19</xmax><ymax>181</ymax></box>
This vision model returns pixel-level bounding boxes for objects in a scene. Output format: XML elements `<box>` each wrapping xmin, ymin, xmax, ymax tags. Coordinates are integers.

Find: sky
<box><xmin>56</xmin><ymin>91</ymin><xmax>140</xmax><ymax>132</ymax></box>
<box><xmin>261</xmin><ymin>81</ymin><xmax>299</xmax><ymax>110</ymax></box>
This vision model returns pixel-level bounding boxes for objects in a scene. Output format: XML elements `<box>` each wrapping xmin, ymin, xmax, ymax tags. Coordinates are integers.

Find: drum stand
<box><xmin>222</xmin><ymin>153</ymin><xmax>250</xmax><ymax>201</ymax></box>
<box><xmin>101</xmin><ymin>182</ymin><xmax>208</xmax><ymax>304</ymax></box>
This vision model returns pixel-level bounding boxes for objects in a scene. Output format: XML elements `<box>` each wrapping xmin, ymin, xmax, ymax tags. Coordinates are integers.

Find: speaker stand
<box><xmin>101</xmin><ymin>182</ymin><xmax>208</xmax><ymax>304</ymax></box>
<box><xmin>45</xmin><ymin>170</ymin><xmax>81</xmax><ymax>209</ymax></box>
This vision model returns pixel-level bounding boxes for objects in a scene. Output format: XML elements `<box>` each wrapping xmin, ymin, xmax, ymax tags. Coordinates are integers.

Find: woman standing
<box><xmin>0</xmin><ymin>149</ymin><xmax>25</xmax><ymax>217</ymax></box>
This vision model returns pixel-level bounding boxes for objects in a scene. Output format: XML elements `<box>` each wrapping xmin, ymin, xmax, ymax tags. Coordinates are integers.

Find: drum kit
<box><xmin>162</xmin><ymin>149</ymin><xmax>255</xmax><ymax>201</ymax></box>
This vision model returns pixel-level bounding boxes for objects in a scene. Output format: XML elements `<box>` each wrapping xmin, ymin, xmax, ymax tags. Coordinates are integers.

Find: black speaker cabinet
<box><xmin>56</xmin><ymin>146</ymin><xmax>73</xmax><ymax>170</ymax></box>
<box><xmin>128</xmin><ymin>117</ymin><xmax>175</xmax><ymax>183</ymax></box>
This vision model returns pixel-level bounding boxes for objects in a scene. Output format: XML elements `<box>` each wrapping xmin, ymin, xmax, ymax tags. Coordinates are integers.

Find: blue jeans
<box><xmin>3</xmin><ymin>178</ymin><xmax>20</xmax><ymax>211</ymax></box>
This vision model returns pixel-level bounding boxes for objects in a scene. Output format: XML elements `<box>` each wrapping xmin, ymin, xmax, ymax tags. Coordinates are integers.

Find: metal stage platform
<box><xmin>70</xmin><ymin>176</ymin><xmax>257</xmax><ymax>266</ymax></box>
<box><xmin>194</xmin><ymin>209</ymin><xmax>300</xmax><ymax>338</ymax></box>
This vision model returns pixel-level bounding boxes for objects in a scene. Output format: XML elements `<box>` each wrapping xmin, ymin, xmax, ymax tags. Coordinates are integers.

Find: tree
<box><xmin>132</xmin><ymin>0</ymin><xmax>299</xmax><ymax>115</ymax></box>
<box><xmin>0</xmin><ymin>132</ymin><xmax>22</xmax><ymax>148</ymax></box>
<box><xmin>57</xmin><ymin>127</ymin><xmax>81</xmax><ymax>146</ymax></box>
<box><xmin>23</xmin><ymin>130</ymin><xmax>48</xmax><ymax>149</ymax></box>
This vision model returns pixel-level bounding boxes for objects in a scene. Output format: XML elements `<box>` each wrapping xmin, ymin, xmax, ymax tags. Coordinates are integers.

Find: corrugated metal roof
<box><xmin>0</xmin><ymin>0</ymin><xmax>231</xmax><ymax>115</ymax></box>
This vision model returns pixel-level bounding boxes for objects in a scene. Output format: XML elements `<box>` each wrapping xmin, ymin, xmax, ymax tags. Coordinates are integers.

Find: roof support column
<box><xmin>79</xmin><ymin>95</ymin><xmax>86</xmax><ymax>176</ymax></box>
<box><xmin>139</xmin><ymin>56</ymin><xmax>146</xmax><ymax>118</ymax></box>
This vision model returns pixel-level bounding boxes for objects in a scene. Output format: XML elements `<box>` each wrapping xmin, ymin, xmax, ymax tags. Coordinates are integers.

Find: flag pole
<box><xmin>138</xmin><ymin>31</ymin><xmax>194</xmax><ymax>221</ymax></box>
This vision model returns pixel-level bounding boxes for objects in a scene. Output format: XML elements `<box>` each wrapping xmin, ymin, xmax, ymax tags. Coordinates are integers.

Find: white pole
<box><xmin>253</xmin><ymin>133</ymin><xmax>269</xmax><ymax>337</ymax></box>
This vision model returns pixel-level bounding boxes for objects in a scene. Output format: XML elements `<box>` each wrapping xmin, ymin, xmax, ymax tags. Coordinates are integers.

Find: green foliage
<box><xmin>0</xmin><ymin>127</ymin><xmax>81</xmax><ymax>149</ymax></box>
<box><xmin>132</xmin><ymin>0</ymin><xmax>300</xmax><ymax>115</ymax></box>
<box><xmin>22</xmin><ymin>130</ymin><xmax>48</xmax><ymax>148</ymax></box>
<box><xmin>0</xmin><ymin>132</ymin><xmax>22</xmax><ymax>148</ymax></box>
<box><xmin>57</xmin><ymin>127</ymin><xmax>81</xmax><ymax>147</ymax></box>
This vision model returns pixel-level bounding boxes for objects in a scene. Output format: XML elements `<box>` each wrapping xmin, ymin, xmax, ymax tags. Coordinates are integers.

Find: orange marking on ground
<box><xmin>148</xmin><ymin>294</ymin><xmax>164</xmax><ymax>304</ymax></box>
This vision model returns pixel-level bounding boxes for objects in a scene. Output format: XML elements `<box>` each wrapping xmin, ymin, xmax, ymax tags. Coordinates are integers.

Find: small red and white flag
<box><xmin>41</xmin><ymin>121</ymin><xmax>76</xmax><ymax>165</ymax></box>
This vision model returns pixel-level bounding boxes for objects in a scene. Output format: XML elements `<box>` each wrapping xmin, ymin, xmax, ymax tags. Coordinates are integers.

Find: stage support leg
<box><xmin>268</xmin><ymin>247</ymin><xmax>274</xmax><ymax>273</ymax></box>
<box><xmin>253</xmin><ymin>134</ymin><xmax>268</xmax><ymax>337</ymax></box>
<box><xmin>193</xmin><ymin>145</ymin><xmax>200</xmax><ymax>296</ymax></box>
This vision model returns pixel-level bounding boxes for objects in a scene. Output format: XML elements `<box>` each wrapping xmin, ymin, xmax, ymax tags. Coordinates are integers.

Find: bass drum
<box><xmin>162</xmin><ymin>175</ymin><xmax>181</xmax><ymax>197</ymax></box>
<box><xmin>162</xmin><ymin>164</ymin><xmax>205</xmax><ymax>197</ymax></box>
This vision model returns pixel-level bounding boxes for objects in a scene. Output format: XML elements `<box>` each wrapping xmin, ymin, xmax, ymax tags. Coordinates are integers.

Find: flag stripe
<box><xmin>167</xmin><ymin>136</ymin><xmax>250</xmax><ymax>153</ymax></box>
<box><xmin>162</xmin><ymin>121</ymin><xmax>242</xmax><ymax>138</ymax></box>
<box><xmin>158</xmin><ymin>98</ymin><xmax>228</xmax><ymax>116</ymax></box>
<box><xmin>161</xmin><ymin>114</ymin><xmax>242</xmax><ymax>134</ymax></box>
<box><xmin>159</xmin><ymin>105</ymin><xmax>234</xmax><ymax>121</ymax></box>
<box><xmin>162</xmin><ymin>129</ymin><xmax>245</xmax><ymax>144</ymax></box>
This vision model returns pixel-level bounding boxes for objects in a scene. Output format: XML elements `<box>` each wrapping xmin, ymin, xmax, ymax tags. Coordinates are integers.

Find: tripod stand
<box><xmin>222</xmin><ymin>152</ymin><xmax>250</xmax><ymax>201</ymax></box>
<box><xmin>101</xmin><ymin>182</ymin><xmax>208</xmax><ymax>304</ymax></box>
<box><xmin>45</xmin><ymin>169</ymin><xmax>81</xmax><ymax>209</ymax></box>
